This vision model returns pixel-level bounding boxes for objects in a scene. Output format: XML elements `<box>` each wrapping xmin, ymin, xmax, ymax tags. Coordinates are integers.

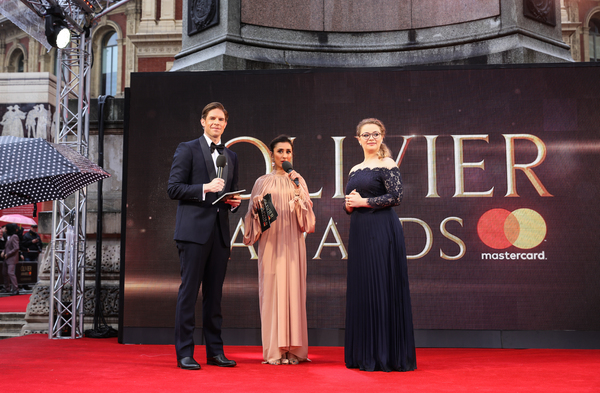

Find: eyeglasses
<box><xmin>359</xmin><ymin>132</ymin><xmax>382</xmax><ymax>140</ymax></box>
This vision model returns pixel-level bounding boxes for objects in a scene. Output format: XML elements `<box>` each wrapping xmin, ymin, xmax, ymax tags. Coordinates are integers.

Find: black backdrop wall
<box><xmin>120</xmin><ymin>64</ymin><xmax>600</xmax><ymax>348</ymax></box>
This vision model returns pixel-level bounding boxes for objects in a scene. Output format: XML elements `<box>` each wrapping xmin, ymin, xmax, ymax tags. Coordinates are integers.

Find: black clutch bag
<box><xmin>258</xmin><ymin>193</ymin><xmax>278</xmax><ymax>232</ymax></box>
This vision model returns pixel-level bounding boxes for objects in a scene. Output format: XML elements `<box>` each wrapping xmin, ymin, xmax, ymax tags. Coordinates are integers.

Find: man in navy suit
<box><xmin>168</xmin><ymin>102</ymin><xmax>242</xmax><ymax>370</ymax></box>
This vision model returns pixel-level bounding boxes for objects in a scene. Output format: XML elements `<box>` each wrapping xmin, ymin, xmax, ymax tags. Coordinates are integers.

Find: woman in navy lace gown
<box><xmin>344</xmin><ymin>118</ymin><xmax>416</xmax><ymax>372</ymax></box>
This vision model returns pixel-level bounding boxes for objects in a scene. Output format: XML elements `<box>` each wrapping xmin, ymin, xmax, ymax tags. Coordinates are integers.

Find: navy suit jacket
<box><xmin>167</xmin><ymin>137</ymin><xmax>239</xmax><ymax>245</ymax></box>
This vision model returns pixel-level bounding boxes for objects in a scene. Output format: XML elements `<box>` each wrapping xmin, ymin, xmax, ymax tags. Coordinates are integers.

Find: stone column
<box><xmin>159</xmin><ymin>0</ymin><xmax>177</xmax><ymax>30</ymax></box>
<box><xmin>139</xmin><ymin>0</ymin><xmax>158</xmax><ymax>33</ymax></box>
<box><xmin>0</xmin><ymin>37</ymin><xmax>5</xmax><ymax>73</ymax></box>
<box><xmin>560</xmin><ymin>0</ymin><xmax>581</xmax><ymax>61</ymax></box>
<box><xmin>27</xmin><ymin>40</ymin><xmax>38</xmax><ymax>72</ymax></box>
<box><xmin>125</xmin><ymin>2</ymin><xmax>141</xmax><ymax>87</ymax></box>
<box><xmin>582</xmin><ymin>26</ymin><xmax>591</xmax><ymax>62</ymax></box>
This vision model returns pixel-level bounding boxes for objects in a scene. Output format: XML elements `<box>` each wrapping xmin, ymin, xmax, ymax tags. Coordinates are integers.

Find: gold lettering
<box><xmin>313</xmin><ymin>218</ymin><xmax>348</xmax><ymax>259</ymax></box>
<box><xmin>229</xmin><ymin>217</ymin><xmax>258</xmax><ymax>259</ymax></box>
<box><xmin>332</xmin><ymin>137</ymin><xmax>346</xmax><ymax>198</ymax></box>
<box><xmin>400</xmin><ymin>218</ymin><xmax>433</xmax><ymax>259</ymax></box>
<box><xmin>225</xmin><ymin>137</ymin><xmax>270</xmax><ymax>200</ymax></box>
<box><xmin>226</xmin><ymin>136</ymin><xmax>322</xmax><ymax>199</ymax></box>
<box><xmin>424</xmin><ymin>136</ymin><xmax>440</xmax><ymax>198</ymax></box>
<box><xmin>395</xmin><ymin>135</ymin><xmax>417</xmax><ymax>166</ymax></box>
<box><xmin>440</xmin><ymin>217</ymin><xmax>466</xmax><ymax>260</ymax></box>
<box><xmin>452</xmin><ymin>135</ymin><xmax>494</xmax><ymax>197</ymax></box>
<box><xmin>503</xmin><ymin>134</ymin><xmax>553</xmax><ymax>197</ymax></box>
<box><xmin>309</xmin><ymin>188</ymin><xmax>323</xmax><ymax>199</ymax></box>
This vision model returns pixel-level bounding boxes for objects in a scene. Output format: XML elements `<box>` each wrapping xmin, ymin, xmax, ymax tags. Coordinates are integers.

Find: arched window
<box><xmin>101</xmin><ymin>32</ymin><xmax>118</xmax><ymax>95</ymax></box>
<box><xmin>589</xmin><ymin>17</ymin><xmax>600</xmax><ymax>62</ymax></box>
<box><xmin>16</xmin><ymin>52</ymin><xmax>24</xmax><ymax>72</ymax></box>
<box><xmin>8</xmin><ymin>49</ymin><xmax>25</xmax><ymax>72</ymax></box>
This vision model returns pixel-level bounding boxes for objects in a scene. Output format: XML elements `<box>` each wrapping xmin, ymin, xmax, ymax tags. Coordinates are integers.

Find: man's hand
<box><xmin>204</xmin><ymin>178</ymin><xmax>225</xmax><ymax>194</ymax></box>
<box><xmin>224</xmin><ymin>193</ymin><xmax>242</xmax><ymax>209</ymax></box>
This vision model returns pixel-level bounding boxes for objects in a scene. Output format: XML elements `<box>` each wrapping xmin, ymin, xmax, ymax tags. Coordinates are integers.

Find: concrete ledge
<box><xmin>0</xmin><ymin>72</ymin><xmax>57</xmax><ymax>104</ymax></box>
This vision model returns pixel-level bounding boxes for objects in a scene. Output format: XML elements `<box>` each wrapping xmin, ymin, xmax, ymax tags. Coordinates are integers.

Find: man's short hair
<box><xmin>201</xmin><ymin>102</ymin><xmax>228</xmax><ymax>121</ymax></box>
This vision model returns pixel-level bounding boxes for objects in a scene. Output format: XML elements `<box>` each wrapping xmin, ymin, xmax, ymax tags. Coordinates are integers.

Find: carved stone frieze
<box><xmin>137</xmin><ymin>45</ymin><xmax>182</xmax><ymax>56</ymax></box>
<box><xmin>188</xmin><ymin>0</ymin><xmax>219</xmax><ymax>36</ymax></box>
<box><xmin>524</xmin><ymin>0</ymin><xmax>556</xmax><ymax>26</ymax></box>
<box><xmin>129</xmin><ymin>32</ymin><xmax>182</xmax><ymax>58</ymax></box>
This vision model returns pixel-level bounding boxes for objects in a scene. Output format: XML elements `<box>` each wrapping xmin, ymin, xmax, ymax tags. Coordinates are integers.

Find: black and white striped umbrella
<box><xmin>0</xmin><ymin>136</ymin><xmax>110</xmax><ymax>209</ymax></box>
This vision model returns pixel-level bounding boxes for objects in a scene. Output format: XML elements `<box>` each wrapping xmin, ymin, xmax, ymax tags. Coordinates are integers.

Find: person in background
<box><xmin>343</xmin><ymin>118</ymin><xmax>416</xmax><ymax>372</ymax></box>
<box><xmin>1</xmin><ymin>224</ymin><xmax>21</xmax><ymax>296</ymax></box>
<box><xmin>21</xmin><ymin>224</ymin><xmax>42</xmax><ymax>261</ymax></box>
<box><xmin>243</xmin><ymin>135</ymin><xmax>316</xmax><ymax>365</ymax></box>
<box><xmin>0</xmin><ymin>225</ymin><xmax>6</xmax><ymax>250</ymax></box>
<box><xmin>0</xmin><ymin>225</ymin><xmax>8</xmax><ymax>293</ymax></box>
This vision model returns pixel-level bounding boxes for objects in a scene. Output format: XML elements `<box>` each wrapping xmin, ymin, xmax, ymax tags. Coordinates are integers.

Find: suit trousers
<box><xmin>175</xmin><ymin>222</ymin><xmax>230</xmax><ymax>359</ymax></box>
<box><xmin>2</xmin><ymin>260</ymin><xmax>18</xmax><ymax>291</ymax></box>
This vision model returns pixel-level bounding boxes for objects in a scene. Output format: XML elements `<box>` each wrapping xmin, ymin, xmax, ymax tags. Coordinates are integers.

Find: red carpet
<box><xmin>0</xmin><ymin>294</ymin><xmax>30</xmax><ymax>312</ymax></box>
<box><xmin>1</xmin><ymin>335</ymin><xmax>599</xmax><ymax>392</ymax></box>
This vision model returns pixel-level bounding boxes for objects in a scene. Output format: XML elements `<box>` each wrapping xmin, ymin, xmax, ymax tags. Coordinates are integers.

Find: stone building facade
<box><xmin>2</xmin><ymin>1</ymin><xmax>599</xmax><ymax>96</ymax></box>
<box><xmin>561</xmin><ymin>0</ymin><xmax>600</xmax><ymax>62</ymax></box>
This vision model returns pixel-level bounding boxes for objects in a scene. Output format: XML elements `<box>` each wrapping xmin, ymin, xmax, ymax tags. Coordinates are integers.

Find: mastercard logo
<box><xmin>477</xmin><ymin>208</ymin><xmax>546</xmax><ymax>250</ymax></box>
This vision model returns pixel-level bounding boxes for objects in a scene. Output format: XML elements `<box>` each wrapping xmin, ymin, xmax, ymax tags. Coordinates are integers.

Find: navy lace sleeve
<box><xmin>367</xmin><ymin>167</ymin><xmax>403</xmax><ymax>208</ymax></box>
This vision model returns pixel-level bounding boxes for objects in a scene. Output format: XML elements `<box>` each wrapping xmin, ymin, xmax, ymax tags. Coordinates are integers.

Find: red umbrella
<box><xmin>0</xmin><ymin>214</ymin><xmax>37</xmax><ymax>226</ymax></box>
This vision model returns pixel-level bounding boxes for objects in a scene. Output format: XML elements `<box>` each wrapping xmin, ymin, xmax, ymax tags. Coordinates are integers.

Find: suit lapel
<box><xmin>198</xmin><ymin>137</ymin><xmax>217</xmax><ymax>179</ymax></box>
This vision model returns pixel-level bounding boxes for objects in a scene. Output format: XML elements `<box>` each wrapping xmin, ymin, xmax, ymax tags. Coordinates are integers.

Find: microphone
<box><xmin>282</xmin><ymin>161</ymin><xmax>299</xmax><ymax>186</ymax></box>
<box><xmin>216</xmin><ymin>155</ymin><xmax>226</xmax><ymax>179</ymax></box>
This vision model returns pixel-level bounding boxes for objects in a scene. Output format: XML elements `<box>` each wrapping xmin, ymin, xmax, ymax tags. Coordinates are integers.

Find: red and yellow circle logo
<box><xmin>477</xmin><ymin>208</ymin><xmax>546</xmax><ymax>250</ymax></box>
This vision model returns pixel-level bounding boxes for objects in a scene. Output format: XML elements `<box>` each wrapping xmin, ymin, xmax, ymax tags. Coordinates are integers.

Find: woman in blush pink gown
<box><xmin>243</xmin><ymin>135</ymin><xmax>315</xmax><ymax>365</ymax></box>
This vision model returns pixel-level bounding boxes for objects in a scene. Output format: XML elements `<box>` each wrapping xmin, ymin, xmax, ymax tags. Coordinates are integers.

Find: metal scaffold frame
<box><xmin>48</xmin><ymin>30</ymin><xmax>92</xmax><ymax>339</ymax></box>
<box><xmin>1</xmin><ymin>0</ymin><xmax>131</xmax><ymax>338</ymax></box>
<box><xmin>10</xmin><ymin>0</ymin><xmax>94</xmax><ymax>339</ymax></box>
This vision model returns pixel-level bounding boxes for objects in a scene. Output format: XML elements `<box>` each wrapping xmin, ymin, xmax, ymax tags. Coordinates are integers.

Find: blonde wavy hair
<box><xmin>356</xmin><ymin>118</ymin><xmax>391</xmax><ymax>159</ymax></box>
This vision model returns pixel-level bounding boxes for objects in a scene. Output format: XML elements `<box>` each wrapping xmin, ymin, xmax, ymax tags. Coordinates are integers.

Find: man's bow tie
<box><xmin>210</xmin><ymin>142</ymin><xmax>225</xmax><ymax>154</ymax></box>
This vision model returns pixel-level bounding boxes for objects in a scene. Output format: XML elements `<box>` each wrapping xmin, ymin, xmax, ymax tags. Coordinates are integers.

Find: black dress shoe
<box><xmin>177</xmin><ymin>357</ymin><xmax>201</xmax><ymax>370</ymax></box>
<box><xmin>10</xmin><ymin>290</ymin><xmax>19</xmax><ymax>296</ymax></box>
<box><xmin>207</xmin><ymin>354</ymin><xmax>236</xmax><ymax>367</ymax></box>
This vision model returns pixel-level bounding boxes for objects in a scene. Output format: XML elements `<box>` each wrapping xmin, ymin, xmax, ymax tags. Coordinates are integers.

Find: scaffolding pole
<box><xmin>48</xmin><ymin>30</ymin><xmax>92</xmax><ymax>339</ymax></box>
